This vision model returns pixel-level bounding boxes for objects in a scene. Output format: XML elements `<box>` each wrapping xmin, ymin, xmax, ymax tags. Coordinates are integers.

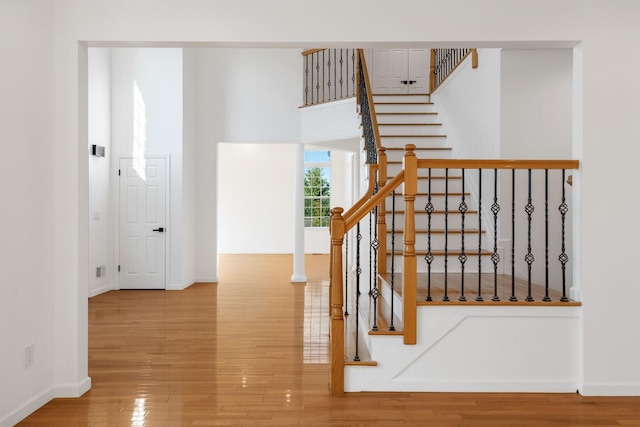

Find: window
<box><xmin>304</xmin><ymin>150</ymin><xmax>331</xmax><ymax>227</ymax></box>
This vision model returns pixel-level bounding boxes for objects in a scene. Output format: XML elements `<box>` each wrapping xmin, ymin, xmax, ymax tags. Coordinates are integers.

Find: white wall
<box><xmin>110</xmin><ymin>48</ymin><xmax>194</xmax><ymax>289</ymax></box>
<box><xmin>0</xmin><ymin>1</ymin><xmax>56</xmax><ymax>424</ymax></box>
<box><xmin>500</xmin><ymin>49</ymin><xmax>574</xmax><ymax>289</ymax></box>
<box><xmin>433</xmin><ymin>49</ymin><xmax>502</xmax><ymax>159</ymax></box>
<box><xmin>88</xmin><ymin>48</ymin><xmax>113</xmax><ymax>297</ymax></box>
<box><xmin>5</xmin><ymin>1</ymin><xmax>640</xmax><ymax>425</ymax></box>
<box><xmin>218</xmin><ymin>143</ymin><xmax>296</xmax><ymax>253</ymax></box>
<box><xmin>182</xmin><ymin>48</ymin><xmax>198</xmax><ymax>285</ymax></box>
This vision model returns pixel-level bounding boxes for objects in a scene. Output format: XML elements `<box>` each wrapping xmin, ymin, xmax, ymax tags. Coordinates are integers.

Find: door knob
<box><xmin>400</xmin><ymin>80</ymin><xmax>409</xmax><ymax>84</ymax></box>
<box><xmin>408</xmin><ymin>80</ymin><xmax>417</xmax><ymax>84</ymax></box>
<box><xmin>152</xmin><ymin>227</ymin><xmax>165</xmax><ymax>232</ymax></box>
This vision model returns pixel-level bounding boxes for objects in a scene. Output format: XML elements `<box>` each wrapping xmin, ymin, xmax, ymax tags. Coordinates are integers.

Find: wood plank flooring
<box><xmin>18</xmin><ymin>254</ymin><xmax>640</xmax><ymax>426</ymax></box>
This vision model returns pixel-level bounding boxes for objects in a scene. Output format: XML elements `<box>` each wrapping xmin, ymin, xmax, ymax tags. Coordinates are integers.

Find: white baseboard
<box><xmin>0</xmin><ymin>386</ymin><xmax>54</xmax><ymax>427</ymax></box>
<box><xmin>195</xmin><ymin>277</ymin><xmax>218</xmax><ymax>283</ymax></box>
<box><xmin>89</xmin><ymin>283</ymin><xmax>114</xmax><ymax>298</ymax></box>
<box><xmin>55</xmin><ymin>376</ymin><xmax>91</xmax><ymax>398</ymax></box>
<box><xmin>167</xmin><ymin>281</ymin><xmax>196</xmax><ymax>291</ymax></box>
<box><xmin>581</xmin><ymin>383</ymin><xmax>640</xmax><ymax>396</ymax></box>
<box><xmin>290</xmin><ymin>274</ymin><xmax>307</xmax><ymax>283</ymax></box>
<box><xmin>345</xmin><ymin>378</ymin><xmax>578</xmax><ymax>393</ymax></box>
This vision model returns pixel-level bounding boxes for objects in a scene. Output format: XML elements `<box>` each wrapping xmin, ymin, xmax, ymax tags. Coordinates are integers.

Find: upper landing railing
<box><xmin>302</xmin><ymin>48</ymin><xmax>357</xmax><ymax>106</ymax></box>
<box><xmin>430</xmin><ymin>48</ymin><xmax>478</xmax><ymax>92</ymax></box>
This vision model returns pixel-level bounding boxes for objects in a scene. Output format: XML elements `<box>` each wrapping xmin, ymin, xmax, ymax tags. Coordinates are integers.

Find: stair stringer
<box><xmin>345</xmin><ymin>305</ymin><xmax>581</xmax><ymax>392</ymax></box>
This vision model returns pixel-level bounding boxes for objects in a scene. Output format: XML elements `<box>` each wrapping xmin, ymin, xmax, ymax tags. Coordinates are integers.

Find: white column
<box><xmin>291</xmin><ymin>143</ymin><xmax>307</xmax><ymax>282</ymax></box>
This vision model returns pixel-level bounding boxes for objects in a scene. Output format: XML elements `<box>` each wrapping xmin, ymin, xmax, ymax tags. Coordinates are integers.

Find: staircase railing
<box><xmin>330</xmin><ymin>144</ymin><xmax>580</xmax><ymax>393</ymax></box>
<box><xmin>430</xmin><ymin>48</ymin><xmax>478</xmax><ymax>93</ymax></box>
<box><xmin>302</xmin><ymin>48</ymin><xmax>357</xmax><ymax>106</ymax></box>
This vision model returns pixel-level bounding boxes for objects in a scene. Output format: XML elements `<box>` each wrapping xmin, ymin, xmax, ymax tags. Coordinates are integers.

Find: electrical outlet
<box><xmin>25</xmin><ymin>344</ymin><xmax>34</xmax><ymax>368</ymax></box>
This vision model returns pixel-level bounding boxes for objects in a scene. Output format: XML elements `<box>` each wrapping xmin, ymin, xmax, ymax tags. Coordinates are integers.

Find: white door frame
<box><xmin>114</xmin><ymin>154</ymin><xmax>171</xmax><ymax>290</ymax></box>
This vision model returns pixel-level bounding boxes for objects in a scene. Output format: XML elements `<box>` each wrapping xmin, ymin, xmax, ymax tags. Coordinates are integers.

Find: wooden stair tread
<box><xmin>387</xmin><ymin>249</ymin><xmax>492</xmax><ymax>255</ymax></box>
<box><xmin>387</xmin><ymin>229</ymin><xmax>486</xmax><ymax>234</ymax></box>
<box><xmin>385</xmin><ymin>210</ymin><xmax>478</xmax><ymax>214</ymax></box>
<box><xmin>385</xmin><ymin>147</ymin><xmax>450</xmax><ymax>151</ymax></box>
<box><xmin>388</xmin><ymin>176</ymin><xmax>462</xmax><ymax>180</ymax></box>
<box><xmin>379</xmin><ymin>123</ymin><xmax>442</xmax><ymax>126</ymax></box>
<box><xmin>380</xmin><ymin>134</ymin><xmax>446</xmax><ymax>138</ymax></box>
<box><xmin>372</xmin><ymin>93</ymin><xmax>430</xmax><ymax>96</ymax></box>
<box><xmin>376</xmin><ymin>112</ymin><xmax>438</xmax><ymax>115</ymax></box>
<box><xmin>375</xmin><ymin>102</ymin><xmax>433</xmax><ymax>105</ymax></box>
<box><xmin>390</xmin><ymin>192</ymin><xmax>470</xmax><ymax>196</ymax></box>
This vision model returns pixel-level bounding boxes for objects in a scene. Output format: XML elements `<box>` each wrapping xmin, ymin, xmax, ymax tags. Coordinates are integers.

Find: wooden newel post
<box><xmin>402</xmin><ymin>145</ymin><xmax>417</xmax><ymax>345</ymax></box>
<box><xmin>329</xmin><ymin>207</ymin><xmax>345</xmax><ymax>393</ymax></box>
<box><xmin>377</xmin><ymin>148</ymin><xmax>388</xmax><ymax>275</ymax></box>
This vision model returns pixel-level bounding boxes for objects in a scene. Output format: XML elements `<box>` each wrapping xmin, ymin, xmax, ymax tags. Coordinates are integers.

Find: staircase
<box><xmin>328</xmin><ymin>49</ymin><xmax>581</xmax><ymax>395</ymax></box>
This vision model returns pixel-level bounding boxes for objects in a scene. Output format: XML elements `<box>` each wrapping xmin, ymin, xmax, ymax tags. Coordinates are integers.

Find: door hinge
<box><xmin>118</xmin><ymin>169</ymin><xmax>121</xmax><ymax>176</ymax></box>
<box><xmin>118</xmin><ymin>265</ymin><xmax>121</xmax><ymax>272</ymax></box>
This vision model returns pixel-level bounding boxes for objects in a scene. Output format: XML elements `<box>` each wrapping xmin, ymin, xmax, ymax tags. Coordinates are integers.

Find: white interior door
<box><xmin>119</xmin><ymin>157</ymin><xmax>167</xmax><ymax>289</ymax></box>
<box><xmin>407</xmin><ymin>49</ymin><xmax>430</xmax><ymax>93</ymax></box>
<box><xmin>371</xmin><ymin>49</ymin><xmax>410</xmax><ymax>94</ymax></box>
<box><xmin>370</xmin><ymin>49</ymin><xmax>430</xmax><ymax>94</ymax></box>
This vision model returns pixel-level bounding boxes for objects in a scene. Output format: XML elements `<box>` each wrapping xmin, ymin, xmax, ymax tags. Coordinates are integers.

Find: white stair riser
<box><xmin>378</xmin><ymin>124</ymin><xmax>443</xmax><ymax>136</ymax></box>
<box><xmin>377</xmin><ymin>114</ymin><xmax>440</xmax><ymax>124</ymax></box>
<box><xmin>385</xmin><ymin>179</ymin><xmax>463</xmax><ymax>193</ymax></box>
<box><xmin>373</xmin><ymin>95</ymin><xmax>430</xmax><ymax>103</ymax></box>
<box><xmin>375</xmin><ymin>103</ymin><xmax>436</xmax><ymax>114</ymax></box>
<box><xmin>386</xmin><ymin>213</ymin><xmax>477</xmax><ymax>229</ymax></box>
<box><xmin>380</xmin><ymin>136</ymin><xmax>448</xmax><ymax>147</ymax></box>
<box><xmin>384</xmin><ymin>152</ymin><xmax>453</xmax><ymax>164</ymax></box>
<box><xmin>386</xmin><ymin>255</ymin><xmax>495</xmax><ymax>274</ymax></box>
<box><xmin>386</xmin><ymin>233</ymin><xmax>484</xmax><ymax>251</ymax></box>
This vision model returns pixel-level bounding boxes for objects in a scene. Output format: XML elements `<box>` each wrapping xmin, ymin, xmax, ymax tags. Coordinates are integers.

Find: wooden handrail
<box><xmin>344</xmin><ymin>171</ymin><xmax>405</xmax><ymax>231</ymax></box>
<box><xmin>417</xmin><ymin>159</ymin><xmax>580</xmax><ymax>170</ymax></box>
<box><xmin>301</xmin><ymin>48</ymin><xmax>324</xmax><ymax>56</ymax></box>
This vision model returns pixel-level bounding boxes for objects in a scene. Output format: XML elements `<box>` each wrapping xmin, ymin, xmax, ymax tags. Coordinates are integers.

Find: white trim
<box><xmin>115</xmin><ymin>155</ymin><xmax>171</xmax><ymax>290</ymax></box>
<box><xmin>167</xmin><ymin>281</ymin><xmax>196</xmax><ymax>291</ymax></box>
<box><xmin>0</xmin><ymin>386</ymin><xmax>54</xmax><ymax>427</ymax></box>
<box><xmin>195</xmin><ymin>277</ymin><xmax>218</xmax><ymax>283</ymax></box>
<box><xmin>55</xmin><ymin>377</ymin><xmax>91</xmax><ymax>398</ymax></box>
<box><xmin>88</xmin><ymin>282</ymin><xmax>114</xmax><ymax>298</ymax></box>
<box><xmin>581</xmin><ymin>383</ymin><xmax>640</xmax><ymax>396</ymax></box>
<box><xmin>344</xmin><ymin>377</ymin><xmax>579</xmax><ymax>393</ymax></box>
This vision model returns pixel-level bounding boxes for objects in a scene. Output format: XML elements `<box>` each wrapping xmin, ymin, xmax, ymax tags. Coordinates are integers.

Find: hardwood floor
<box><xmin>19</xmin><ymin>254</ymin><xmax>640</xmax><ymax>426</ymax></box>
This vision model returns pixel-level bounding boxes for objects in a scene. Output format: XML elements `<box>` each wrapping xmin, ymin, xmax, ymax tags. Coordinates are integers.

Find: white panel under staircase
<box><xmin>345</xmin><ymin>305</ymin><xmax>580</xmax><ymax>392</ymax></box>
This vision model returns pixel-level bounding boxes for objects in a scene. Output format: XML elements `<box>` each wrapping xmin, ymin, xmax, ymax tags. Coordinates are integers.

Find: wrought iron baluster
<box><xmin>340</xmin><ymin>49</ymin><xmax>344</xmax><ymax>99</ymax></box>
<box><xmin>305</xmin><ymin>55</ymin><xmax>309</xmax><ymax>105</ymax></box>
<box><xmin>371</xmin><ymin>203</ymin><xmax>380</xmax><ymax>332</ymax></box>
<box><xmin>345</xmin><ymin>49</ymin><xmax>349</xmax><ymax>98</ymax></box>
<box><xmin>543</xmin><ymin>170</ymin><xmax>551</xmax><ymax>302</ymax></box>
<box><xmin>491</xmin><ymin>169</ymin><xmax>501</xmax><ymax>301</ymax></box>
<box><xmin>322</xmin><ymin>50</ymin><xmax>325</xmax><ymax>103</ymax></box>
<box><xmin>524</xmin><ymin>169</ymin><xmax>535</xmax><ymax>302</ymax></box>
<box><xmin>476</xmin><ymin>168</ymin><xmax>483</xmax><ymax>302</ymax></box>
<box><xmin>443</xmin><ymin>168</ymin><xmax>449</xmax><ymax>302</ymax></box>
<box><xmin>389</xmin><ymin>190</ymin><xmax>396</xmax><ymax>331</ymax></box>
<box><xmin>559</xmin><ymin>169</ymin><xmax>569</xmax><ymax>302</ymax></box>
<box><xmin>354</xmin><ymin>222</ymin><xmax>362</xmax><ymax>361</ymax></box>
<box><xmin>311</xmin><ymin>54</ymin><xmax>314</xmax><ymax>105</ymax></box>
<box><xmin>334</xmin><ymin>49</ymin><xmax>337</xmax><ymax>100</ymax></box>
<box><xmin>425</xmin><ymin>168</ymin><xmax>434</xmax><ymax>302</ymax></box>
<box><xmin>369</xmin><ymin>209</ymin><xmax>373</xmax><ymax>295</ymax></box>
<box><xmin>351</xmin><ymin>49</ymin><xmax>356</xmax><ymax>96</ymax></box>
<box><xmin>510</xmin><ymin>169</ymin><xmax>517</xmax><ymax>301</ymax></box>
<box><xmin>315</xmin><ymin>52</ymin><xmax>320</xmax><ymax>104</ymax></box>
<box><xmin>458</xmin><ymin>169</ymin><xmax>467</xmax><ymax>302</ymax></box>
